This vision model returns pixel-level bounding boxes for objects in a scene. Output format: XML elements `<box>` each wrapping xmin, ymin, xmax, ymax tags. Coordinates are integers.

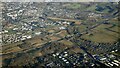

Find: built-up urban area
<box><xmin>1</xmin><ymin>2</ymin><xmax>120</xmax><ymax>67</ymax></box>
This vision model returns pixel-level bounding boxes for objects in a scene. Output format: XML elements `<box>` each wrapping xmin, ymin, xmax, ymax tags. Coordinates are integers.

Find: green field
<box><xmin>81</xmin><ymin>24</ymin><xmax>119</xmax><ymax>43</ymax></box>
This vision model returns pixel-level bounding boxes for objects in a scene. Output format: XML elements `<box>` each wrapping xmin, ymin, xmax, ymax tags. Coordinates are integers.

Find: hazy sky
<box><xmin>0</xmin><ymin>0</ymin><xmax>119</xmax><ymax>2</ymax></box>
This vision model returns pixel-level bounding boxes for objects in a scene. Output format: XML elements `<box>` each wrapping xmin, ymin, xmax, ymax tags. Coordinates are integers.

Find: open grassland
<box><xmin>67</xmin><ymin>3</ymin><xmax>81</xmax><ymax>9</ymax></box>
<box><xmin>2</xmin><ymin>36</ymin><xmax>48</xmax><ymax>55</ymax></box>
<box><xmin>47</xmin><ymin>17</ymin><xmax>81</xmax><ymax>22</ymax></box>
<box><xmin>59</xmin><ymin>40</ymin><xmax>74</xmax><ymax>47</ymax></box>
<box><xmin>78</xmin><ymin>25</ymin><xmax>87</xmax><ymax>32</ymax></box>
<box><xmin>81</xmin><ymin>24</ymin><xmax>119</xmax><ymax>43</ymax></box>
<box><xmin>109</xmin><ymin>26</ymin><xmax>120</xmax><ymax>33</ymax></box>
<box><xmin>2</xmin><ymin>41</ymin><xmax>23</xmax><ymax>54</ymax></box>
<box><xmin>56</xmin><ymin>30</ymin><xmax>68</xmax><ymax>37</ymax></box>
